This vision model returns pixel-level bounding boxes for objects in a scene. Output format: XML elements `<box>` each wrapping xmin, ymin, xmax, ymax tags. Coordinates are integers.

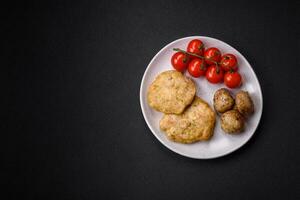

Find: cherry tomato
<box><xmin>205</xmin><ymin>65</ymin><xmax>224</xmax><ymax>84</ymax></box>
<box><xmin>204</xmin><ymin>47</ymin><xmax>221</xmax><ymax>65</ymax></box>
<box><xmin>188</xmin><ymin>58</ymin><xmax>207</xmax><ymax>77</ymax></box>
<box><xmin>224</xmin><ymin>71</ymin><xmax>242</xmax><ymax>88</ymax></box>
<box><xmin>187</xmin><ymin>39</ymin><xmax>205</xmax><ymax>59</ymax></box>
<box><xmin>171</xmin><ymin>52</ymin><xmax>190</xmax><ymax>72</ymax></box>
<box><xmin>220</xmin><ymin>54</ymin><xmax>238</xmax><ymax>71</ymax></box>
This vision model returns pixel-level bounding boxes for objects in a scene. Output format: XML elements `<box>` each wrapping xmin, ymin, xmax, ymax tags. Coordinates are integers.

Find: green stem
<box><xmin>173</xmin><ymin>48</ymin><xmax>219</xmax><ymax>65</ymax></box>
<box><xmin>173</xmin><ymin>48</ymin><xmax>221</xmax><ymax>74</ymax></box>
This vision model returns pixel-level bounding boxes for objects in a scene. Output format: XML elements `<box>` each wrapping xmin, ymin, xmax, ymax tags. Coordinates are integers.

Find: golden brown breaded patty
<box><xmin>147</xmin><ymin>70</ymin><xmax>196</xmax><ymax>114</ymax></box>
<box><xmin>159</xmin><ymin>97</ymin><xmax>216</xmax><ymax>143</ymax></box>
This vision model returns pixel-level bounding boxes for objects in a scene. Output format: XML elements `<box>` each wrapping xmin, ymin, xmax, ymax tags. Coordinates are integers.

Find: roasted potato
<box><xmin>221</xmin><ymin>110</ymin><xmax>245</xmax><ymax>133</ymax></box>
<box><xmin>213</xmin><ymin>88</ymin><xmax>235</xmax><ymax>113</ymax></box>
<box><xmin>233</xmin><ymin>103</ymin><xmax>238</xmax><ymax>111</ymax></box>
<box><xmin>235</xmin><ymin>91</ymin><xmax>254</xmax><ymax>117</ymax></box>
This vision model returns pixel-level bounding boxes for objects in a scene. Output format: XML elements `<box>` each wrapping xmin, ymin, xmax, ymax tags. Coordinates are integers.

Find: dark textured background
<box><xmin>4</xmin><ymin>0</ymin><xmax>300</xmax><ymax>199</ymax></box>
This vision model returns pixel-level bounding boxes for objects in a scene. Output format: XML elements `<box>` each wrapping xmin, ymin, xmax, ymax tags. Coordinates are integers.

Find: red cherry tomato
<box><xmin>205</xmin><ymin>65</ymin><xmax>224</xmax><ymax>84</ymax></box>
<box><xmin>187</xmin><ymin>39</ymin><xmax>205</xmax><ymax>59</ymax></box>
<box><xmin>224</xmin><ymin>71</ymin><xmax>242</xmax><ymax>88</ymax></box>
<box><xmin>204</xmin><ymin>47</ymin><xmax>221</xmax><ymax>65</ymax></box>
<box><xmin>188</xmin><ymin>58</ymin><xmax>207</xmax><ymax>77</ymax></box>
<box><xmin>220</xmin><ymin>54</ymin><xmax>238</xmax><ymax>71</ymax></box>
<box><xmin>171</xmin><ymin>52</ymin><xmax>190</xmax><ymax>72</ymax></box>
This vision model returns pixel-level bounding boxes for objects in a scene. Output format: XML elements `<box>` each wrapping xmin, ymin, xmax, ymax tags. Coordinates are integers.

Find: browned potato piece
<box><xmin>233</xmin><ymin>103</ymin><xmax>238</xmax><ymax>111</ymax></box>
<box><xmin>235</xmin><ymin>91</ymin><xmax>254</xmax><ymax>117</ymax></box>
<box><xmin>213</xmin><ymin>88</ymin><xmax>235</xmax><ymax>113</ymax></box>
<box><xmin>221</xmin><ymin>110</ymin><xmax>245</xmax><ymax>134</ymax></box>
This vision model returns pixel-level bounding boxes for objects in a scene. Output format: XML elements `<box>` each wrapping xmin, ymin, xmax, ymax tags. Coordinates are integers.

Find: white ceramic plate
<box><xmin>140</xmin><ymin>36</ymin><xmax>263</xmax><ymax>159</ymax></box>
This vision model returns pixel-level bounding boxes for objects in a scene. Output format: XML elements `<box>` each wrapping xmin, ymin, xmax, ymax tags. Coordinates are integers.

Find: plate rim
<box><xmin>139</xmin><ymin>36</ymin><xmax>263</xmax><ymax>159</ymax></box>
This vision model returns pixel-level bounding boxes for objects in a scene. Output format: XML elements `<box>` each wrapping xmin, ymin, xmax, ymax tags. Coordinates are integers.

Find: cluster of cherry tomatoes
<box><xmin>171</xmin><ymin>39</ymin><xmax>242</xmax><ymax>88</ymax></box>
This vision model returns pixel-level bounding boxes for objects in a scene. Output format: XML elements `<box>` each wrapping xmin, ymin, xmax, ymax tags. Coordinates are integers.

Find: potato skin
<box><xmin>221</xmin><ymin>110</ymin><xmax>245</xmax><ymax>134</ymax></box>
<box><xmin>235</xmin><ymin>91</ymin><xmax>254</xmax><ymax>117</ymax></box>
<box><xmin>213</xmin><ymin>88</ymin><xmax>235</xmax><ymax>113</ymax></box>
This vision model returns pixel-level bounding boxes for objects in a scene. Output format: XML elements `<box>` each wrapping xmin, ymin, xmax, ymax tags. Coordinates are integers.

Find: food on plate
<box><xmin>160</xmin><ymin>96</ymin><xmax>216</xmax><ymax>143</ymax></box>
<box><xmin>205</xmin><ymin>65</ymin><xmax>224</xmax><ymax>84</ymax></box>
<box><xmin>171</xmin><ymin>52</ymin><xmax>190</xmax><ymax>72</ymax></box>
<box><xmin>172</xmin><ymin>41</ymin><xmax>243</xmax><ymax>88</ymax></box>
<box><xmin>213</xmin><ymin>88</ymin><xmax>235</xmax><ymax>113</ymax></box>
<box><xmin>204</xmin><ymin>47</ymin><xmax>221</xmax><ymax>65</ymax></box>
<box><xmin>187</xmin><ymin>39</ymin><xmax>205</xmax><ymax>59</ymax></box>
<box><xmin>213</xmin><ymin>89</ymin><xmax>254</xmax><ymax>134</ymax></box>
<box><xmin>147</xmin><ymin>70</ymin><xmax>196</xmax><ymax>114</ymax></box>
<box><xmin>235</xmin><ymin>91</ymin><xmax>254</xmax><ymax>116</ymax></box>
<box><xmin>224</xmin><ymin>71</ymin><xmax>242</xmax><ymax>88</ymax></box>
<box><xmin>233</xmin><ymin>103</ymin><xmax>238</xmax><ymax>111</ymax></box>
<box><xmin>188</xmin><ymin>58</ymin><xmax>207</xmax><ymax>77</ymax></box>
<box><xmin>220</xmin><ymin>54</ymin><xmax>238</xmax><ymax>71</ymax></box>
<box><xmin>149</xmin><ymin>40</ymin><xmax>255</xmax><ymax>140</ymax></box>
<box><xmin>221</xmin><ymin>110</ymin><xmax>245</xmax><ymax>134</ymax></box>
